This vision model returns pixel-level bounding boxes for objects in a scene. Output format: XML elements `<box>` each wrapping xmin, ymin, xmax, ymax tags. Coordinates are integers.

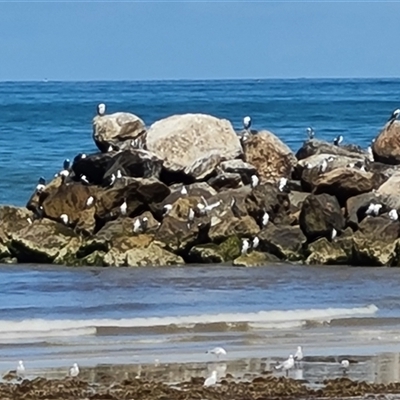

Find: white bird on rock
<box><xmin>278</xmin><ymin>177</ymin><xmax>288</xmax><ymax>192</ymax></box>
<box><xmin>388</xmin><ymin>108</ymin><xmax>400</xmax><ymax>123</ymax></box>
<box><xmin>187</xmin><ymin>208</ymin><xmax>195</xmax><ymax>228</ymax></box>
<box><xmin>133</xmin><ymin>218</ymin><xmax>141</xmax><ymax>233</ymax></box>
<box><xmin>275</xmin><ymin>354</ymin><xmax>295</xmax><ymax>377</ymax></box>
<box><xmin>80</xmin><ymin>175</ymin><xmax>90</xmax><ymax>185</ymax></box>
<box><xmin>341</xmin><ymin>359</ymin><xmax>350</xmax><ymax>374</ymax></box>
<box><xmin>204</xmin><ymin>370</ymin><xmax>218</xmax><ymax>387</ymax></box>
<box><xmin>251</xmin><ymin>175</ymin><xmax>259</xmax><ymax>188</ymax></box>
<box><xmin>389</xmin><ymin>209</ymin><xmax>398</xmax><ymax>221</ymax></box>
<box><xmin>319</xmin><ymin>159</ymin><xmax>328</xmax><ymax>173</ymax></box>
<box><xmin>331</xmin><ymin>228</ymin><xmax>337</xmax><ymax>241</ymax></box>
<box><xmin>306</xmin><ymin>127</ymin><xmax>315</xmax><ymax>140</ymax></box>
<box><xmin>97</xmin><ymin>103</ymin><xmax>106</xmax><ymax>116</ymax></box>
<box><xmin>163</xmin><ymin>204</ymin><xmax>172</xmax><ymax>216</ymax></box>
<box><xmin>181</xmin><ymin>186</ymin><xmax>188</xmax><ymax>196</ymax></box>
<box><xmin>243</xmin><ymin>116</ymin><xmax>252</xmax><ymax>130</ymax></box>
<box><xmin>69</xmin><ymin>362</ymin><xmax>80</xmax><ymax>377</ymax></box>
<box><xmin>60</xmin><ymin>214</ymin><xmax>69</xmax><ymax>225</ymax></box>
<box><xmin>116</xmin><ymin>169</ymin><xmax>122</xmax><ymax>179</ymax></box>
<box><xmin>207</xmin><ymin>346</ymin><xmax>227</xmax><ymax>359</ymax></box>
<box><xmin>262</xmin><ymin>211</ymin><xmax>269</xmax><ymax>227</ymax></box>
<box><xmin>252</xmin><ymin>236</ymin><xmax>259</xmax><ymax>249</ymax></box>
<box><xmin>36</xmin><ymin>177</ymin><xmax>46</xmax><ymax>193</ymax></box>
<box><xmin>333</xmin><ymin>135</ymin><xmax>343</xmax><ymax>146</ymax></box>
<box><xmin>241</xmin><ymin>239</ymin><xmax>250</xmax><ymax>255</ymax></box>
<box><xmin>86</xmin><ymin>196</ymin><xmax>94</xmax><ymax>208</ymax></box>
<box><xmin>120</xmin><ymin>201</ymin><xmax>127</xmax><ymax>216</ymax></box>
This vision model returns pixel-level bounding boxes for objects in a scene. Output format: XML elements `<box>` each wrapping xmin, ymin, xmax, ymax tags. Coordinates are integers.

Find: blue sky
<box><xmin>1</xmin><ymin>1</ymin><xmax>399</xmax><ymax>80</ymax></box>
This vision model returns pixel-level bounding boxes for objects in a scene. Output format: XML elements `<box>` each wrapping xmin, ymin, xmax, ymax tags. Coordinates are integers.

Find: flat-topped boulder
<box><xmin>145</xmin><ymin>113</ymin><xmax>243</xmax><ymax>179</ymax></box>
<box><xmin>93</xmin><ymin>112</ymin><xmax>146</xmax><ymax>152</ymax></box>
<box><xmin>372</xmin><ymin>120</ymin><xmax>400</xmax><ymax>165</ymax></box>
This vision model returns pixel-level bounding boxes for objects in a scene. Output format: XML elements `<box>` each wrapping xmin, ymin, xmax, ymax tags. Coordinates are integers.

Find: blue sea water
<box><xmin>1</xmin><ymin>80</ymin><xmax>400</xmax><ymax>372</ymax></box>
<box><xmin>1</xmin><ymin>78</ymin><xmax>400</xmax><ymax>206</ymax></box>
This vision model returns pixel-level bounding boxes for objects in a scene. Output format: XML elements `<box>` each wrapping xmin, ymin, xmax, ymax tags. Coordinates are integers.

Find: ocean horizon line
<box><xmin>1</xmin><ymin>76</ymin><xmax>400</xmax><ymax>84</ymax></box>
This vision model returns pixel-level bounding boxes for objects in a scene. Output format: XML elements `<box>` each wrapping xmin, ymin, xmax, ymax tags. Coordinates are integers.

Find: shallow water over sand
<box><xmin>1</xmin><ymin>264</ymin><xmax>400</xmax><ymax>372</ymax></box>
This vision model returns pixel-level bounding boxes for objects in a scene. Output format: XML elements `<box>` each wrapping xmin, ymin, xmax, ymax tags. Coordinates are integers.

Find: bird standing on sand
<box><xmin>294</xmin><ymin>346</ymin><xmax>303</xmax><ymax>367</ymax></box>
<box><xmin>97</xmin><ymin>103</ymin><xmax>106</xmax><ymax>116</ymax></box>
<box><xmin>204</xmin><ymin>370</ymin><xmax>218</xmax><ymax>387</ymax></box>
<box><xmin>207</xmin><ymin>346</ymin><xmax>227</xmax><ymax>359</ymax></box>
<box><xmin>69</xmin><ymin>363</ymin><xmax>80</xmax><ymax>377</ymax></box>
<box><xmin>17</xmin><ymin>360</ymin><xmax>25</xmax><ymax>378</ymax></box>
<box><xmin>275</xmin><ymin>354</ymin><xmax>295</xmax><ymax>377</ymax></box>
<box><xmin>243</xmin><ymin>116</ymin><xmax>252</xmax><ymax>131</ymax></box>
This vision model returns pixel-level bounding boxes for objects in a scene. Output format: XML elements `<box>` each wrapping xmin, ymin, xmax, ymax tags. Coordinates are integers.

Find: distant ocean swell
<box><xmin>0</xmin><ymin>305</ymin><xmax>378</xmax><ymax>340</ymax></box>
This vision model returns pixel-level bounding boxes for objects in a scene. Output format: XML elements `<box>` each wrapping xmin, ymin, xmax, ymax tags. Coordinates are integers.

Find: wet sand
<box><xmin>4</xmin><ymin>353</ymin><xmax>400</xmax><ymax>399</ymax></box>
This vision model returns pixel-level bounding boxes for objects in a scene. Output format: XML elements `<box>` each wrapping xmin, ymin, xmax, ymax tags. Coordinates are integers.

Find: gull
<box><xmin>63</xmin><ymin>159</ymin><xmax>71</xmax><ymax>170</ymax></box>
<box><xmin>306</xmin><ymin>127</ymin><xmax>315</xmax><ymax>140</ymax></box>
<box><xmin>331</xmin><ymin>228</ymin><xmax>337</xmax><ymax>241</ymax></box>
<box><xmin>207</xmin><ymin>346</ymin><xmax>227</xmax><ymax>359</ymax></box>
<box><xmin>36</xmin><ymin>177</ymin><xmax>46</xmax><ymax>193</ymax></box>
<box><xmin>73</xmin><ymin>153</ymin><xmax>87</xmax><ymax>163</ymax></box>
<box><xmin>133</xmin><ymin>218</ymin><xmax>142</xmax><ymax>233</ymax></box>
<box><xmin>187</xmin><ymin>208</ymin><xmax>195</xmax><ymax>229</ymax></box>
<box><xmin>97</xmin><ymin>103</ymin><xmax>106</xmax><ymax>116</ymax></box>
<box><xmin>81</xmin><ymin>175</ymin><xmax>90</xmax><ymax>185</ymax></box>
<box><xmin>389</xmin><ymin>209</ymin><xmax>399</xmax><ymax>221</ymax></box>
<box><xmin>109</xmin><ymin>174</ymin><xmax>116</xmax><ymax>187</ymax></box>
<box><xmin>262</xmin><ymin>211</ymin><xmax>269</xmax><ymax>227</ymax></box>
<box><xmin>333</xmin><ymin>135</ymin><xmax>343</xmax><ymax>146</ymax></box>
<box><xmin>60</xmin><ymin>159</ymin><xmax>70</xmax><ymax>178</ymax></box>
<box><xmin>275</xmin><ymin>354</ymin><xmax>295</xmax><ymax>377</ymax></box>
<box><xmin>27</xmin><ymin>217</ymin><xmax>33</xmax><ymax>225</ymax></box>
<box><xmin>120</xmin><ymin>200</ymin><xmax>127</xmax><ymax>216</ymax></box>
<box><xmin>367</xmin><ymin>146</ymin><xmax>374</xmax><ymax>162</ymax></box>
<box><xmin>294</xmin><ymin>346</ymin><xmax>303</xmax><ymax>365</ymax></box>
<box><xmin>60</xmin><ymin>214</ymin><xmax>69</xmax><ymax>225</ymax></box>
<box><xmin>319</xmin><ymin>159</ymin><xmax>328</xmax><ymax>173</ymax></box>
<box><xmin>366</xmin><ymin>203</ymin><xmax>382</xmax><ymax>217</ymax></box>
<box><xmin>17</xmin><ymin>360</ymin><xmax>25</xmax><ymax>378</ymax></box>
<box><xmin>243</xmin><ymin>116</ymin><xmax>252</xmax><ymax>130</ymax></box>
<box><xmin>341</xmin><ymin>359</ymin><xmax>350</xmax><ymax>375</ymax></box>
<box><xmin>86</xmin><ymin>196</ymin><xmax>94</xmax><ymax>208</ymax></box>
<box><xmin>278</xmin><ymin>177</ymin><xmax>288</xmax><ymax>192</ymax></box>
<box><xmin>252</xmin><ymin>236</ymin><xmax>259</xmax><ymax>249</ymax></box>
<box><xmin>251</xmin><ymin>175</ymin><xmax>259</xmax><ymax>188</ymax></box>
<box><xmin>388</xmin><ymin>108</ymin><xmax>400</xmax><ymax>123</ymax></box>
<box><xmin>181</xmin><ymin>186</ymin><xmax>188</xmax><ymax>195</ymax></box>
<box><xmin>241</xmin><ymin>239</ymin><xmax>250</xmax><ymax>255</ymax></box>
<box><xmin>116</xmin><ymin>169</ymin><xmax>122</xmax><ymax>179</ymax></box>
<box><xmin>204</xmin><ymin>370</ymin><xmax>218</xmax><ymax>387</ymax></box>
<box><xmin>163</xmin><ymin>204</ymin><xmax>172</xmax><ymax>216</ymax></box>
<box><xmin>69</xmin><ymin>362</ymin><xmax>80</xmax><ymax>377</ymax></box>
<box><xmin>205</xmin><ymin>201</ymin><xmax>221</xmax><ymax>212</ymax></box>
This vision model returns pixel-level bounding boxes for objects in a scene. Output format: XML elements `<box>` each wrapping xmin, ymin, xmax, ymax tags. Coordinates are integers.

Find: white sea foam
<box><xmin>0</xmin><ymin>305</ymin><xmax>378</xmax><ymax>340</ymax></box>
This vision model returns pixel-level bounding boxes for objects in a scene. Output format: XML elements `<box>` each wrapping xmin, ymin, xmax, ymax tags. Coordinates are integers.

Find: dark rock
<box><xmin>219</xmin><ymin>159</ymin><xmax>257</xmax><ymax>182</ymax></box>
<box><xmin>313</xmin><ymin>167</ymin><xmax>379</xmax><ymax>206</ymax></box>
<box><xmin>243</xmin><ymin>131</ymin><xmax>296</xmax><ymax>183</ymax></box>
<box><xmin>296</xmin><ymin>139</ymin><xmax>368</xmax><ymax>161</ymax></box>
<box><xmin>299</xmin><ymin>193</ymin><xmax>345</xmax><ymax>241</ymax></box>
<box><xmin>353</xmin><ymin>216</ymin><xmax>400</xmax><ymax>266</ymax></box>
<box><xmin>258</xmin><ymin>223</ymin><xmax>306</xmax><ymax>261</ymax></box>
<box><xmin>233</xmin><ymin>251</ymin><xmax>280</xmax><ymax>267</ymax></box>
<box><xmin>187</xmin><ymin>236</ymin><xmax>241</xmax><ymax>263</ymax></box>
<box><xmin>103</xmin><ymin>150</ymin><xmax>163</xmax><ymax>181</ymax></box>
<box><xmin>72</xmin><ymin>153</ymin><xmax>115</xmax><ymax>185</ymax></box>
<box><xmin>208</xmin><ymin>215</ymin><xmax>259</xmax><ymax>243</ymax></box>
<box><xmin>305</xmin><ymin>237</ymin><xmax>349</xmax><ymax>265</ymax></box>
<box><xmin>9</xmin><ymin>219</ymin><xmax>81</xmax><ymax>264</ymax></box>
<box><xmin>208</xmin><ymin>172</ymin><xmax>242</xmax><ymax>191</ymax></box>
